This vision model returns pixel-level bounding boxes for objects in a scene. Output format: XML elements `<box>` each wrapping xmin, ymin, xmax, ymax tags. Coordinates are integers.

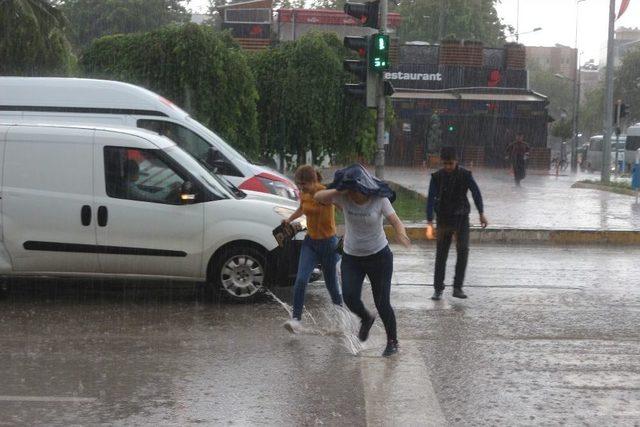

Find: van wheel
<box><xmin>210</xmin><ymin>246</ymin><xmax>267</xmax><ymax>301</ymax></box>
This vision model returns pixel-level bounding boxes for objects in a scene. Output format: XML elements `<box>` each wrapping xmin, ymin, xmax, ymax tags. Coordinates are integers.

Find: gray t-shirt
<box><xmin>335</xmin><ymin>194</ymin><xmax>395</xmax><ymax>257</ymax></box>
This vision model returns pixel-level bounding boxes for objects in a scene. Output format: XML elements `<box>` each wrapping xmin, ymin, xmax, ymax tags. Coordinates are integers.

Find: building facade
<box><xmin>387</xmin><ymin>42</ymin><xmax>550</xmax><ymax>169</ymax></box>
<box><xmin>526</xmin><ymin>44</ymin><xmax>578</xmax><ymax>81</ymax></box>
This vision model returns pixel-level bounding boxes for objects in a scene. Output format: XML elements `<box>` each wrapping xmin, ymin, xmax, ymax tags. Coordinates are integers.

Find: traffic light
<box><xmin>343</xmin><ymin>0</ymin><xmax>380</xmax><ymax>28</ymax></box>
<box><xmin>621</xmin><ymin>103</ymin><xmax>629</xmax><ymax>118</ymax></box>
<box><xmin>369</xmin><ymin>33</ymin><xmax>390</xmax><ymax>71</ymax></box>
<box><xmin>343</xmin><ymin>35</ymin><xmax>377</xmax><ymax>107</ymax></box>
<box><xmin>343</xmin><ymin>0</ymin><xmax>393</xmax><ymax>108</ymax></box>
<box><xmin>447</xmin><ymin>123</ymin><xmax>457</xmax><ymax>132</ymax></box>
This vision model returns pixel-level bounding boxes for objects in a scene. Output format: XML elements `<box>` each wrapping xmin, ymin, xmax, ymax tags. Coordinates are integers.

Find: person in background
<box><xmin>506</xmin><ymin>132</ymin><xmax>530</xmax><ymax>186</ymax></box>
<box><xmin>282</xmin><ymin>165</ymin><xmax>342</xmax><ymax>333</ymax></box>
<box><xmin>315</xmin><ymin>164</ymin><xmax>411</xmax><ymax>357</ymax></box>
<box><xmin>426</xmin><ymin>147</ymin><xmax>488</xmax><ymax>301</ymax></box>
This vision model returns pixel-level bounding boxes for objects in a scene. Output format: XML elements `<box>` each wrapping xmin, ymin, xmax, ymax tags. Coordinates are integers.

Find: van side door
<box><xmin>93</xmin><ymin>131</ymin><xmax>205</xmax><ymax>278</ymax></box>
<box><xmin>2</xmin><ymin>126</ymin><xmax>99</xmax><ymax>272</ymax></box>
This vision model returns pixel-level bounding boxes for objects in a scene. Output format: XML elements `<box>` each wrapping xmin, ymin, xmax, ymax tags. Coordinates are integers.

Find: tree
<box><xmin>551</xmin><ymin>118</ymin><xmax>572</xmax><ymax>140</ymax></box>
<box><xmin>527</xmin><ymin>63</ymin><xmax>574</xmax><ymax>123</ymax></box>
<box><xmin>58</xmin><ymin>0</ymin><xmax>190</xmax><ymax>50</ymax></box>
<box><xmin>81</xmin><ymin>24</ymin><xmax>259</xmax><ymax>158</ymax></box>
<box><xmin>252</xmin><ymin>32</ymin><xmax>378</xmax><ymax>168</ymax></box>
<box><xmin>0</xmin><ymin>0</ymin><xmax>73</xmax><ymax>75</ymax></box>
<box><xmin>579</xmin><ymin>84</ymin><xmax>604</xmax><ymax>137</ymax></box>
<box><xmin>617</xmin><ymin>46</ymin><xmax>640</xmax><ymax>125</ymax></box>
<box><xmin>396</xmin><ymin>0</ymin><xmax>506</xmax><ymax>46</ymax></box>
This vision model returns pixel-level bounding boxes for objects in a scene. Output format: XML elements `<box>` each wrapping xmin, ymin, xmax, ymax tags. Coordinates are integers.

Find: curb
<box><xmin>382</xmin><ymin>225</ymin><xmax>640</xmax><ymax>245</ymax></box>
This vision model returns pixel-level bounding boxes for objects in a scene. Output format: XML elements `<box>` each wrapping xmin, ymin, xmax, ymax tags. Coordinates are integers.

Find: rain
<box><xmin>1</xmin><ymin>0</ymin><xmax>640</xmax><ymax>425</ymax></box>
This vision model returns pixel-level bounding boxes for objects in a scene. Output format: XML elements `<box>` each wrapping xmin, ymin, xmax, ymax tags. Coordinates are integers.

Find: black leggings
<box><xmin>341</xmin><ymin>246</ymin><xmax>397</xmax><ymax>342</ymax></box>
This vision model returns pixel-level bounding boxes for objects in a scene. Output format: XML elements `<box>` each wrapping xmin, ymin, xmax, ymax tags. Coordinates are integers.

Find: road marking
<box><xmin>0</xmin><ymin>396</ymin><xmax>96</xmax><ymax>403</ymax></box>
<box><xmin>360</xmin><ymin>341</ymin><xmax>446</xmax><ymax>426</ymax></box>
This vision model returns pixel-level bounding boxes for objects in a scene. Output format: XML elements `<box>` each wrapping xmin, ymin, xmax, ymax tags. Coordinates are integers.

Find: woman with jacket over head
<box><xmin>282</xmin><ymin>165</ymin><xmax>343</xmax><ymax>333</ymax></box>
<box><xmin>315</xmin><ymin>164</ymin><xmax>411</xmax><ymax>357</ymax></box>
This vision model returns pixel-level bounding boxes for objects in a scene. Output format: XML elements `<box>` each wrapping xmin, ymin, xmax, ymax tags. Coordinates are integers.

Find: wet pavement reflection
<box><xmin>1</xmin><ymin>244</ymin><xmax>639</xmax><ymax>425</ymax></box>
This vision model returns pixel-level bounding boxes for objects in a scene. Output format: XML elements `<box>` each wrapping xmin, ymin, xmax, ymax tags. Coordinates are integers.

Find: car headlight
<box><xmin>259</xmin><ymin>177</ymin><xmax>298</xmax><ymax>200</ymax></box>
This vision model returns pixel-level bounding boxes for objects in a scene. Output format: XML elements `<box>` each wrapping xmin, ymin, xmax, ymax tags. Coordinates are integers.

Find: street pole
<box><xmin>438</xmin><ymin>0</ymin><xmax>445</xmax><ymax>41</ymax></box>
<box><xmin>570</xmin><ymin>0</ymin><xmax>582</xmax><ymax>173</ymax></box>
<box><xmin>601</xmin><ymin>0</ymin><xmax>615</xmax><ymax>184</ymax></box>
<box><xmin>374</xmin><ymin>0</ymin><xmax>388</xmax><ymax>179</ymax></box>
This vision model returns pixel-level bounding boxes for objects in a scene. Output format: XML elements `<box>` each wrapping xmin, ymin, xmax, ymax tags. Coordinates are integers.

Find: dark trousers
<box><xmin>434</xmin><ymin>216</ymin><xmax>470</xmax><ymax>291</ymax></box>
<box><xmin>341</xmin><ymin>246</ymin><xmax>397</xmax><ymax>342</ymax></box>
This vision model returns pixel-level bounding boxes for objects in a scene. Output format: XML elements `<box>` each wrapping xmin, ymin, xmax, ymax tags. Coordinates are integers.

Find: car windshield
<box><xmin>186</xmin><ymin>116</ymin><xmax>256</xmax><ymax>165</ymax></box>
<box><xmin>163</xmin><ymin>145</ymin><xmax>240</xmax><ymax>200</ymax></box>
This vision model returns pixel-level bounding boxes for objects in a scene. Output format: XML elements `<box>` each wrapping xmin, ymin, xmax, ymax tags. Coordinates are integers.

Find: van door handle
<box><xmin>97</xmin><ymin>206</ymin><xmax>108</xmax><ymax>227</ymax></box>
<box><xmin>81</xmin><ymin>205</ymin><xmax>91</xmax><ymax>226</ymax></box>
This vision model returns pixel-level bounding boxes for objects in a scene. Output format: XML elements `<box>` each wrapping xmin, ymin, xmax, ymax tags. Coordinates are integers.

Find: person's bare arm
<box><xmin>314</xmin><ymin>188</ymin><xmax>340</xmax><ymax>205</ymax></box>
<box><xmin>386</xmin><ymin>212</ymin><xmax>411</xmax><ymax>248</ymax></box>
<box><xmin>282</xmin><ymin>206</ymin><xmax>303</xmax><ymax>225</ymax></box>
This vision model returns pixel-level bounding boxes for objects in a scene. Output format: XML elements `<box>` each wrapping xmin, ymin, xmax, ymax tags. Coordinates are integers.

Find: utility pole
<box><xmin>374</xmin><ymin>0</ymin><xmax>388</xmax><ymax>179</ymax></box>
<box><xmin>438</xmin><ymin>0</ymin><xmax>445</xmax><ymax>41</ymax></box>
<box><xmin>601</xmin><ymin>0</ymin><xmax>615</xmax><ymax>184</ymax></box>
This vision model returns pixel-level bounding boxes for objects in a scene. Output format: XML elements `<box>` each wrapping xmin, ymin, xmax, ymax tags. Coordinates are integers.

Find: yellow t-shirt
<box><xmin>300</xmin><ymin>184</ymin><xmax>336</xmax><ymax>240</ymax></box>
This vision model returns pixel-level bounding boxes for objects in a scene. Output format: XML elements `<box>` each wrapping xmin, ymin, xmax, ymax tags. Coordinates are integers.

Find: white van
<box><xmin>585</xmin><ymin>134</ymin><xmax>626</xmax><ymax>172</ymax></box>
<box><xmin>0</xmin><ymin>77</ymin><xmax>299</xmax><ymax>201</ymax></box>
<box><xmin>0</xmin><ymin>123</ymin><xmax>302</xmax><ymax>300</ymax></box>
<box><xmin>625</xmin><ymin>123</ymin><xmax>640</xmax><ymax>170</ymax></box>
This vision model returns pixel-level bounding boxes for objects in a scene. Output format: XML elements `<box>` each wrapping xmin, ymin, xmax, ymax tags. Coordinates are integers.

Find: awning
<box><xmin>391</xmin><ymin>91</ymin><xmax>546</xmax><ymax>103</ymax></box>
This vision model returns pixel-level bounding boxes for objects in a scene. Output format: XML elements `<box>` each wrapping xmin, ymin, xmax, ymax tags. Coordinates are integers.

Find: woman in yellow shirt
<box><xmin>283</xmin><ymin>165</ymin><xmax>342</xmax><ymax>333</ymax></box>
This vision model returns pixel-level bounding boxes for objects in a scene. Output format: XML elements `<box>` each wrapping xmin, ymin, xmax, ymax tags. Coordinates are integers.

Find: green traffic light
<box><xmin>448</xmin><ymin>125</ymin><xmax>455</xmax><ymax>132</ymax></box>
<box><xmin>369</xmin><ymin>34</ymin><xmax>390</xmax><ymax>72</ymax></box>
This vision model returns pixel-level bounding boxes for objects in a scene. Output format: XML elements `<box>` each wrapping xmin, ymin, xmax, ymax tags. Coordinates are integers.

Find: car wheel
<box><xmin>210</xmin><ymin>246</ymin><xmax>267</xmax><ymax>301</ymax></box>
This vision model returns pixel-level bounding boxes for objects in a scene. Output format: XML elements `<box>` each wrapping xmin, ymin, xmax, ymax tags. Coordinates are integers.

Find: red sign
<box><xmin>277</xmin><ymin>8</ymin><xmax>401</xmax><ymax>28</ymax></box>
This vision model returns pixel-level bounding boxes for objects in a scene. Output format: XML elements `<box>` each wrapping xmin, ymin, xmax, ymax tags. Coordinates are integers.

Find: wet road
<box><xmin>381</xmin><ymin>167</ymin><xmax>640</xmax><ymax>230</ymax></box>
<box><xmin>1</xmin><ymin>244</ymin><xmax>639</xmax><ymax>425</ymax></box>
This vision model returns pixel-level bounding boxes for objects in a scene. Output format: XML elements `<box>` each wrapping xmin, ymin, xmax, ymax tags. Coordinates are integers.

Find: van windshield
<box><xmin>185</xmin><ymin>116</ymin><xmax>255</xmax><ymax>164</ymax></box>
<box><xmin>164</xmin><ymin>146</ymin><xmax>241</xmax><ymax>200</ymax></box>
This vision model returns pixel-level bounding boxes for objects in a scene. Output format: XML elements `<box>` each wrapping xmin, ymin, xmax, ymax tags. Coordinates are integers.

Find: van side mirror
<box><xmin>180</xmin><ymin>181</ymin><xmax>196</xmax><ymax>204</ymax></box>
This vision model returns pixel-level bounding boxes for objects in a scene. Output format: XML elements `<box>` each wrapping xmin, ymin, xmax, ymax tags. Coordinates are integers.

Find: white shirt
<box><xmin>335</xmin><ymin>194</ymin><xmax>395</xmax><ymax>257</ymax></box>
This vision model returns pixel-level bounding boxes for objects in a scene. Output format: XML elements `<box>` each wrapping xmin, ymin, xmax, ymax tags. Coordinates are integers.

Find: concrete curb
<box><xmin>382</xmin><ymin>225</ymin><xmax>640</xmax><ymax>245</ymax></box>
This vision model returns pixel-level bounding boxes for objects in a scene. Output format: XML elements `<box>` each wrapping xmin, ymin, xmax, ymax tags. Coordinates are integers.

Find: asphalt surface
<box><xmin>1</xmin><ymin>244</ymin><xmax>639</xmax><ymax>426</ymax></box>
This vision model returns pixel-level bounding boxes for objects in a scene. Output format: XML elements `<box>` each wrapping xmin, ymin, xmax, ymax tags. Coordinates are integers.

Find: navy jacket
<box><xmin>328</xmin><ymin>164</ymin><xmax>396</xmax><ymax>203</ymax></box>
<box><xmin>426</xmin><ymin>167</ymin><xmax>483</xmax><ymax>223</ymax></box>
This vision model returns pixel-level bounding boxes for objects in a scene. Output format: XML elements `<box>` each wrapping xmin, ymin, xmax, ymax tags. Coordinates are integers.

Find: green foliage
<box><xmin>579</xmin><ymin>84</ymin><xmax>604</xmax><ymax>136</ymax></box>
<box><xmin>527</xmin><ymin>63</ymin><xmax>574</xmax><ymax>121</ymax></box>
<box><xmin>0</xmin><ymin>0</ymin><xmax>73</xmax><ymax>76</ymax></box>
<box><xmin>551</xmin><ymin>119</ymin><xmax>572</xmax><ymax>140</ymax></box>
<box><xmin>58</xmin><ymin>0</ymin><xmax>190</xmax><ymax>50</ymax></box>
<box><xmin>396</xmin><ymin>0</ymin><xmax>506</xmax><ymax>46</ymax></box>
<box><xmin>252</xmin><ymin>32</ymin><xmax>378</xmax><ymax>167</ymax></box>
<box><xmin>80</xmin><ymin>24</ymin><xmax>259</xmax><ymax>158</ymax></box>
<box><xmin>617</xmin><ymin>46</ymin><xmax>640</xmax><ymax>124</ymax></box>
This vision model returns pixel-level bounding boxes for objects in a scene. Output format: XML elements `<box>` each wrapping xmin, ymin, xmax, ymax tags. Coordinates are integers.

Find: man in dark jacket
<box><xmin>426</xmin><ymin>147</ymin><xmax>488</xmax><ymax>300</ymax></box>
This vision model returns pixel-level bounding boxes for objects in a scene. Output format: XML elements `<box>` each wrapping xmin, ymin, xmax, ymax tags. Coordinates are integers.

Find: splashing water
<box><xmin>263</xmin><ymin>289</ymin><xmax>382</xmax><ymax>356</ymax></box>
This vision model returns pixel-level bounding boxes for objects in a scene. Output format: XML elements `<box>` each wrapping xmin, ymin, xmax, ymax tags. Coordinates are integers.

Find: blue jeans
<box><xmin>292</xmin><ymin>235</ymin><xmax>342</xmax><ymax>320</ymax></box>
<box><xmin>341</xmin><ymin>246</ymin><xmax>397</xmax><ymax>342</ymax></box>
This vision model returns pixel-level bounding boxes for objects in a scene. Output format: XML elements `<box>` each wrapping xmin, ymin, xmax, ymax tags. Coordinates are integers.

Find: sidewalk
<box><xmin>381</xmin><ymin>166</ymin><xmax>640</xmax><ymax>231</ymax></box>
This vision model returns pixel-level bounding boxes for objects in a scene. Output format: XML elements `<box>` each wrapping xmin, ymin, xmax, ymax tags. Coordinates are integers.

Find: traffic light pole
<box><xmin>374</xmin><ymin>0</ymin><xmax>388</xmax><ymax>179</ymax></box>
<box><xmin>601</xmin><ymin>0</ymin><xmax>615</xmax><ymax>184</ymax></box>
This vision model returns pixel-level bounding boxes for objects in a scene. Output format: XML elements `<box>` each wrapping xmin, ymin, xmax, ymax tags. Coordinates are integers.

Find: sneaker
<box><xmin>431</xmin><ymin>290</ymin><xmax>443</xmax><ymax>301</ymax></box>
<box><xmin>382</xmin><ymin>340</ymin><xmax>399</xmax><ymax>357</ymax></box>
<box><xmin>452</xmin><ymin>288</ymin><xmax>467</xmax><ymax>299</ymax></box>
<box><xmin>283</xmin><ymin>318</ymin><xmax>302</xmax><ymax>334</ymax></box>
<box><xmin>358</xmin><ymin>312</ymin><xmax>376</xmax><ymax>342</ymax></box>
